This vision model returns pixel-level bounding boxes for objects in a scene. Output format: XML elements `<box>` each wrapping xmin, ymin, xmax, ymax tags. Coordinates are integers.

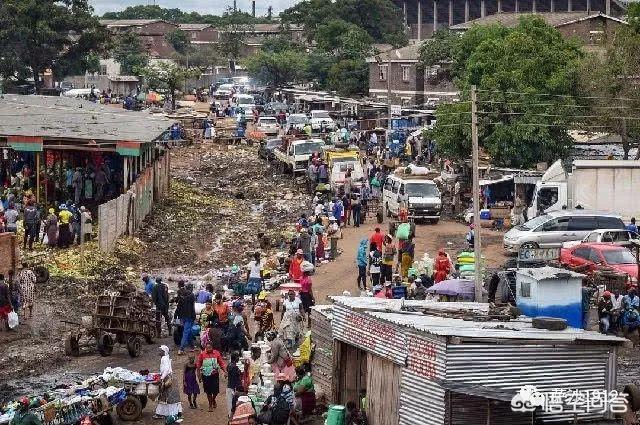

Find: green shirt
<box><xmin>11</xmin><ymin>411</ymin><xmax>42</xmax><ymax>425</ymax></box>
<box><xmin>293</xmin><ymin>374</ymin><xmax>314</xmax><ymax>393</ymax></box>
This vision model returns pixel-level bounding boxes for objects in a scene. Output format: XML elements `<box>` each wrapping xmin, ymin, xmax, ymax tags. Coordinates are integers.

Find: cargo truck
<box><xmin>528</xmin><ymin>160</ymin><xmax>640</xmax><ymax>220</ymax></box>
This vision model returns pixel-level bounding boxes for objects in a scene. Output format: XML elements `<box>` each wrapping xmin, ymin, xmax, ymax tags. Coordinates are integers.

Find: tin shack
<box><xmin>327</xmin><ymin>296</ymin><xmax>625</xmax><ymax>425</ymax></box>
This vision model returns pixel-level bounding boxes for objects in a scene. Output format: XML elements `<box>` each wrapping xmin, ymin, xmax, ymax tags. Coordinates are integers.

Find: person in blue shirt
<box><xmin>142</xmin><ymin>274</ymin><xmax>155</xmax><ymax>296</ymax></box>
<box><xmin>626</xmin><ymin>217</ymin><xmax>638</xmax><ymax>235</ymax></box>
<box><xmin>356</xmin><ymin>239</ymin><xmax>369</xmax><ymax>290</ymax></box>
<box><xmin>333</xmin><ymin>199</ymin><xmax>344</xmax><ymax>226</ymax></box>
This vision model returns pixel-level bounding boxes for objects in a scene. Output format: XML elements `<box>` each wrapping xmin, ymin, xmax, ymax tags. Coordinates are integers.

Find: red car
<box><xmin>560</xmin><ymin>243</ymin><xmax>639</xmax><ymax>281</ymax></box>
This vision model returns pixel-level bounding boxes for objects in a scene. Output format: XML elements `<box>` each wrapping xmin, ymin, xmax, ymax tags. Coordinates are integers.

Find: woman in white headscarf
<box><xmin>154</xmin><ymin>345</ymin><xmax>183</xmax><ymax>419</ymax></box>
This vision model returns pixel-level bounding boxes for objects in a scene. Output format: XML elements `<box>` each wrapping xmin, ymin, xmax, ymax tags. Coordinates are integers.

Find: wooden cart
<box><xmin>116</xmin><ymin>381</ymin><xmax>160</xmax><ymax>422</ymax></box>
<box><xmin>63</xmin><ymin>292</ymin><xmax>157</xmax><ymax>358</ymax></box>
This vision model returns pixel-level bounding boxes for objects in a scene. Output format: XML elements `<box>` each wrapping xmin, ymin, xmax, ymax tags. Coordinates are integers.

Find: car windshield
<box><xmin>603</xmin><ymin>249</ymin><xmax>636</xmax><ymax>264</ymax></box>
<box><xmin>289</xmin><ymin>115</ymin><xmax>309</xmax><ymax>124</ymax></box>
<box><xmin>332</xmin><ymin>156</ymin><xmax>359</xmax><ymax>163</ymax></box>
<box><xmin>295</xmin><ymin>142</ymin><xmax>324</xmax><ymax>155</ymax></box>
<box><xmin>236</xmin><ymin>96</ymin><xmax>254</xmax><ymax>105</ymax></box>
<box><xmin>406</xmin><ymin>183</ymin><xmax>439</xmax><ymax>197</ymax></box>
<box><xmin>519</xmin><ymin>214</ymin><xmax>551</xmax><ymax>231</ymax></box>
<box><xmin>266</xmin><ymin>140</ymin><xmax>282</xmax><ymax>148</ymax></box>
<box><xmin>260</xmin><ymin>118</ymin><xmax>277</xmax><ymax>124</ymax></box>
<box><xmin>313</xmin><ymin>111</ymin><xmax>331</xmax><ymax>118</ymax></box>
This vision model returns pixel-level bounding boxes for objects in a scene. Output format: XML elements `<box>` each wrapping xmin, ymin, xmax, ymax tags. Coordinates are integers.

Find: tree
<box><xmin>578</xmin><ymin>9</ymin><xmax>640</xmax><ymax>159</ymax></box>
<box><xmin>113</xmin><ymin>32</ymin><xmax>149</xmax><ymax>76</ymax></box>
<box><xmin>244</xmin><ymin>49</ymin><xmax>308</xmax><ymax>88</ymax></box>
<box><xmin>217</xmin><ymin>9</ymin><xmax>254</xmax><ymax>61</ymax></box>
<box><xmin>429</xmin><ymin>17</ymin><xmax>583</xmax><ymax>168</ymax></box>
<box><xmin>165</xmin><ymin>29</ymin><xmax>190</xmax><ymax>55</ymax></box>
<box><xmin>102</xmin><ymin>5</ymin><xmax>271</xmax><ymax>25</ymax></box>
<box><xmin>281</xmin><ymin>0</ymin><xmax>406</xmax><ymax>46</ymax></box>
<box><xmin>138</xmin><ymin>62</ymin><xmax>200</xmax><ymax>110</ymax></box>
<box><xmin>327</xmin><ymin>58</ymin><xmax>369</xmax><ymax>96</ymax></box>
<box><xmin>0</xmin><ymin>0</ymin><xmax>107</xmax><ymax>92</ymax></box>
<box><xmin>177</xmin><ymin>45</ymin><xmax>223</xmax><ymax>74</ymax></box>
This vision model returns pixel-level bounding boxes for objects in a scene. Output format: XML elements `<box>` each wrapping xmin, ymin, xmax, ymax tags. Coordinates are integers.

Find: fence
<box><xmin>0</xmin><ymin>233</ymin><xmax>18</xmax><ymax>276</ymax></box>
<box><xmin>98</xmin><ymin>152</ymin><xmax>170</xmax><ymax>252</ymax></box>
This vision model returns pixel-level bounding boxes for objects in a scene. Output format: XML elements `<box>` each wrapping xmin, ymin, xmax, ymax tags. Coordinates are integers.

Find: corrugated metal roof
<box><xmin>178</xmin><ymin>23</ymin><xmax>214</xmax><ymax>31</ymax></box>
<box><xmin>330</xmin><ymin>296</ymin><xmax>625</xmax><ymax>343</ymax></box>
<box><xmin>450</xmin><ymin>11</ymin><xmax>626</xmax><ymax>30</ymax></box>
<box><xmin>367</xmin><ymin>311</ymin><xmax>625</xmax><ymax>343</ymax></box>
<box><xmin>367</xmin><ymin>43</ymin><xmax>422</xmax><ymax>62</ymax></box>
<box><xmin>0</xmin><ymin>95</ymin><xmax>171</xmax><ymax>143</ymax></box>
<box><xmin>515</xmin><ymin>266</ymin><xmax>585</xmax><ymax>281</ymax></box>
<box><xmin>100</xmin><ymin>19</ymin><xmax>164</xmax><ymax>27</ymax></box>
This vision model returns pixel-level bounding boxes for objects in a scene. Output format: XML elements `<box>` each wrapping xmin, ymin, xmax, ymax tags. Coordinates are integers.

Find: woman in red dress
<box><xmin>434</xmin><ymin>249</ymin><xmax>451</xmax><ymax>283</ymax></box>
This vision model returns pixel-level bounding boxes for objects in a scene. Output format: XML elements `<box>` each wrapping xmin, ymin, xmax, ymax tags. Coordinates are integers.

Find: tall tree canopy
<box><xmin>0</xmin><ymin>0</ymin><xmax>107</xmax><ymax>91</ymax></box>
<box><xmin>139</xmin><ymin>62</ymin><xmax>199</xmax><ymax>110</ymax></box>
<box><xmin>165</xmin><ymin>29</ymin><xmax>190</xmax><ymax>55</ymax></box>
<box><xmin>428</xmin><ymin>17</ymin><xmax>583</xmax><ymax>168</ymax></box>
<box><xmin>102</xmin><ymin>5</ymin><xmax>271</xmax><ymax>25</ymax></box>
<box><xmin>113</xmin><ymin>32</ymin><xmax>149</xmax><ymax>75</ymax></box>
<box><xmin>578</xmin><ymin>5</ymin><xmax>640</xmax><ymax>159</ymax></box>
<box><xmin>281</xmin><ymin>0</ymin><xmax>406</xmax><ymax>46</ymax></box>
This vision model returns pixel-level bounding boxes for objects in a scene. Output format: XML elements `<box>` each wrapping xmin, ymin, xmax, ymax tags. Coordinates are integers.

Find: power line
<box><xmin>477</xmin><ymin>111</ymin><xmax>640</xmax><ymax>121</ymax></box>
<box><xmin>477</xmin><ymin>101</ymin><xmax>640</xmax><ymax>111</ymax></box>
<box><xmin>475</xmin><ymin>89</ymin><xmax>638</xmax><ymax>102</ymax></box>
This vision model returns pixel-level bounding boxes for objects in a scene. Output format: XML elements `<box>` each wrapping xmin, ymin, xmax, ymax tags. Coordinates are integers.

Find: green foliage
<box><xmin>430</xmin><ymin>17</ymin><xmax>582</xmax><ymax>168</ymax></box>
<box><xmin>281</xmin><ymin>0</ymin><xmax>406</xmax><ymax>45</ymax></box>
<box><xmin>165</xmin><ymin>29</ymin><xmax>190</xmax><ymax>54</ymax></box>
<box><xmin>138</xmin><ymin>62</ymin><xmax>200</xmax><ymax>110</ymax></box>
<box><xmin>244</xmin><ymin>49</ymin><xmax>308</xmax><ymax>88</ymax></box>
<box><xmin>0</xmin><ymin>0</ymin><xmax>107</xmax><ymax>90</ymax></box>
<box><xmin>217</xmin><ymin>8</ymin><xmax>255</xmax><ymax>60</ymax></box>
<box><xmin>419</xmin><ymin>30</ymin><xmax>460</xmax><ymax>68</ymax></box>
<box><xmin>316</xmin><ymin>19</ymin><xmax>374</xmax><ymax>58</ymax></box>
<box><xmin>578</xmin><ymin>17</ymin><xmax>640</xmax><ymax>159</ymax></box>
<box><xmin>261</xmin><ymin>34</ymin><xmax>306</xmax><ymax>54</ymax></box>
<box><xmin>113</xmin><ymin>32</ymin><xmax>149</xmax><ymax>75</ymax></box>
<box><xmin>102</xmin><ymin>5</ymin><xmax>271</xmax><ymax>25</ymax></box>
<box><xmin>327</xmin><ymin>58</ymin><xmax>369</xmax><ymax>96</ymax></box>
<box><xmin>176</xmin><ymin>45</ymin><xmax>223</xmax><ymax>74</ymax></box>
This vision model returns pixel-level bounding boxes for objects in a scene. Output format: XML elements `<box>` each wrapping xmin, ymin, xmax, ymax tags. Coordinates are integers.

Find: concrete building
<box><xmin>100</xmin><ymin>19</ymin><xmax>179</xmax><ymax>58</ymax></box>
<box><xmin>391</xmin><ymin>0</ymin><xmax>627</xmax><ymax>39</ymax></box>
<box><xmin>178</xmin><ymin>23</ymin><xmax>219</xmax><ymax>45</ymax></box>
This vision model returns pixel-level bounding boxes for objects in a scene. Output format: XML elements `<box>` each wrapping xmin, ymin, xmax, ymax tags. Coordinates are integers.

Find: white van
<box><xmin>330</xmin><ymin>161</ymin><xmax>364</xmax><ymax>192</ymax></box>
<box><xmin>233</xmin><ymin>93</ymin><xmax>256</xmax><ymax>111</ymax></box>
<box><xmin>383</xmin><ymin>175</ymin><xmax>442</xmax><ymax>223</ymax></box>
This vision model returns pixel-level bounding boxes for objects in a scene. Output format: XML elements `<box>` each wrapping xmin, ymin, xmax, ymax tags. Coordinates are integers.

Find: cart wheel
<box><xmin>33</xmin><ymin>266</ymin><xmax>50</xmax><ymax>284</ymax></box>
<box><xmin>64</xmin><ymin>335</ymin><xmax>80</xmax><ymax>357</ymax></box>
<box><xmin>139</xmin><ymin>396</ymin><xmax>148</xmax><ymax>409</ymax></box>
<box><xmin>98</xmin><ymin>334</ymin><xmax>114</xmax><ymax>357</ymax></box>
<box><xmin>127</xmin><ymin>337</ymin><xmax>142</xmax><ymax>358</ymax></box>
<box><xmin>116</xmin><ymin>395</ymin><xmax>143</xmax><ymax>421</ymax></box>
<box><xmin>144</xmin><ymin>328</ymin><xmax>155</xmax><ymax>345</ymax></box>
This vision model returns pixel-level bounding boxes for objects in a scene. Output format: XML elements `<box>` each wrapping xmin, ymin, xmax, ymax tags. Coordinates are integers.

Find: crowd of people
<box><xmin>597</xmin><ymin>288</ymin><xmax>640</xmax><ymax>335</ymax></box>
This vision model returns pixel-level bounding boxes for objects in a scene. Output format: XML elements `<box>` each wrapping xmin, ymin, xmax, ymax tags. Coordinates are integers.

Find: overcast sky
<box><xmin>90</xmin><ymin>0</ymin><xmax>300</xmax><ymax>16</ymax></box>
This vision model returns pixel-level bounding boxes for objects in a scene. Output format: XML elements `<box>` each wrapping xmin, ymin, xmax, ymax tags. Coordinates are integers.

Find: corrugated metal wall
<box><xmin>310</xmin><ymin>309</ymin><xmax>333</xmax><ymax>401</ymax></box>
<box><xmin>332</xmin><ymin>304</ymin><xmax>406</xmax><ymax>365</ymax></box>
<box><xmin>446</xmin><ymin>392</ymin><xmax>533</xmax><ymax>425</ymax></box>
<box><xmin>446</xmin><ymin>343</ymin><xmax>614</xmax><ymax>422</ymax></box>
<box><xmin>399</xmin><ymin>331</ymin><xmax>447</xmax><ymax>425</ymax></box>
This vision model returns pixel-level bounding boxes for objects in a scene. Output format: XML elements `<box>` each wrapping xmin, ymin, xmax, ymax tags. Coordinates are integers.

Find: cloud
<box><xmin>90</xmin><ymin>0</ymin><xmax>301</xmax><ymax>16</ymax></box>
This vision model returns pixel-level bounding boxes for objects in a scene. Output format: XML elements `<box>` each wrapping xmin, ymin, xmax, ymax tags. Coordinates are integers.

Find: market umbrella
<box><xmin>426</xmin><ymin>279</ymin><xmax>475</xmax><ymax>299</ymax></box>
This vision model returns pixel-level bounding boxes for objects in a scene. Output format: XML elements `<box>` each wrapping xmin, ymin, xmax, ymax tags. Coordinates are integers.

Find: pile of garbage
<box><xmin>137</xmin><ymin>143</ymin><xmax>310</xmax><ymax>272</ymax></box>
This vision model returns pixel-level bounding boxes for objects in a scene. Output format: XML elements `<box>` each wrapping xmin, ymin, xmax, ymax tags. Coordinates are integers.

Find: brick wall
<box><xmin>0</xmin><ymin>233</ymin><xmax>18</xmax><ymax>277</ymax></box>
<box><xmin>556</xmin><ymin>16</ymin><xmax>623</xmax><ymax>45</ymax></box>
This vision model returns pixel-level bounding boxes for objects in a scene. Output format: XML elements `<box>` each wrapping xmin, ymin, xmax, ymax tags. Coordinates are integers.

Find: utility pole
<box><xmin>387</xmin><ymin>61</ymin><xmax>392</xmax><ymax>143</ymax></box>
<box><xmin>471</xmin><ymin>85</ymin><xmax>483</xmax><ymax>302</ymax></box>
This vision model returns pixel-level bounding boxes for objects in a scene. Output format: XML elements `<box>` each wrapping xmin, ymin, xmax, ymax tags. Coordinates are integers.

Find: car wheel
<box><xmin>520</xmin><ymin>242</ymin><xmax>539</xmax><ymax>250</ymax></box>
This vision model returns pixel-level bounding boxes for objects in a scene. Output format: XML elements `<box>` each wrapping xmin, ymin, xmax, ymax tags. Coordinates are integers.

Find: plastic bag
<box><xmin>298</xmin><ymin>332</ymin><xmax>312</xmax><ymax>365</ymax></box>
<box><xmin>301</xmin><ymin>261</ymin><xmax>315</xmax><ymax>273</ymax></box>
<box><xmin>7</xmin><ymin>311</ymin><xmax>18</xmax><ymax>329</ymax></box>
<box><xmin>396</xmin><ymin>223</ymin><xmax>411</xmax><ymax>240</ymax></box>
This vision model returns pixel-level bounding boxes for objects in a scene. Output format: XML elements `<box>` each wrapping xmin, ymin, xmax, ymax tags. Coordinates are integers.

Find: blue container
<box><xmin>392</xmin><ymin>285</ymin><xmax>408</xmax><ymax>299</ymax></box>
<box><xmin>480</xmin><ymin>209</ymin><xmax>491</xmax><ymax>220</ymax></box>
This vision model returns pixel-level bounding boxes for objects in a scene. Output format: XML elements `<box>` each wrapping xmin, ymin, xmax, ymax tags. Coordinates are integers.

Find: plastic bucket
<box><xmin>326</xmin><ymin>405</ymin><xmax>346</xmax><ymax>425</ymax></box>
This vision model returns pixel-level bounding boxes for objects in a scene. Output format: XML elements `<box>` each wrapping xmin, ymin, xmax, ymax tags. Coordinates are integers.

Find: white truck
<box><xmin>273</xmin><ymin>138</ymin><xmax>325</xmax><ymax>174</ymax></box>
<box><xmin>528</xmin><ymin>159</ymin><xmax>640</xmax><ymax>220</ymax></box>
<box><xmin>309</xmin><ymin>110</ymin><xmax>337</xmax><ymax>132</ymax></box>
<box><xmin>383</xmin><ymin>174</ymin><xmax>442</xmax><ymax>223</ymax></box>
<box><xmin>330</xmin><ymin>161</ymin><xmax>364</xmax><ymax>192</ymax></box>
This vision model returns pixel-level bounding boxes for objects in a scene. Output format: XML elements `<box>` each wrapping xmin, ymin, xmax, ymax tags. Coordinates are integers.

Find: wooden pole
<box><xmin>471</xmin><ymin>85</ymin><xmax>483</xmax><ymax>302</ymax></box>
<box><xmin>36</xmin><ymin>152</ymin><xmax>41</xmax><ymax>203</ymax></box>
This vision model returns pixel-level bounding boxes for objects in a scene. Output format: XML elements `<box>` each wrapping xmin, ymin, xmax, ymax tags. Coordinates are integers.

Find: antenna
<box><xmin>267</xmin><ymin>5</ymin><xmax>272</xmax><ymax>19</ymax></box>
<box><xmin>233</xmin><ymin>0</ymin><xmax>237</xmax><ymax>12</ymax></box>
<box><xmin>252</xmin><ymin>0</ymin><xmax>256</xmax><ymax>17</ymax></box>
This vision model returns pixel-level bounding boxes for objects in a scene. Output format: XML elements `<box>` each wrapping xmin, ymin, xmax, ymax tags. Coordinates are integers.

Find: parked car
<box><xmin>382</xmin><ymin>174</ymin><xmax>442</xmax><ymax>222</ymax></box>
<box><xmin>503</xmin><ymin>210</ymin><xmax>625</xmax><ymax>253</ymax></box>
<box><xmin>562</xmin><ymin>229</ymin><xmax>640</xmax><ymax>249</ymax></box>
<box><xmin>259</xmin><ymin>138</ymin><xmax>283</xmax><ymax>160</ymax></box>
<box><xmin>560</xmin><ymin>242</ymin><xmax>638</xmax><ymax>282</ymax></box>
<box><xmin>256</xmin><ymin>116</ymin><xmax>279</xmax><ymax>135</ymax></box>
<box><xmin>285</xmin><ymin>114</ymin><xmax>310</xmax><ymax>133</ymax></box>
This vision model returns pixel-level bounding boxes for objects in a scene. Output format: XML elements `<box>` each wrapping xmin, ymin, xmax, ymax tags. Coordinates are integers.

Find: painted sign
<box><xmin>117</xmin><ymin>141</ymin><xmax>142</xmax><ymax>157</ymax></box>
<box><xmin>406</xmin><ymin>334</ymin><xmax>438</xmax><ymax>380</ymax></box>
<box><xmin>518</xmin><ymin>247</ymin><xmax>560</xmax><ymax>262</ymax></box>
<box><xmin>8</xmin><ymin>136</ymin><xmax>43</xmax><ymax>152</ymax></box>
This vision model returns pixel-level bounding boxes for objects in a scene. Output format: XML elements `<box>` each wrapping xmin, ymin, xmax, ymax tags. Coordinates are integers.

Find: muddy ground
<box><xmin>2</xmin><ymin>138</ymin><xmax>640</xmax><ymax>424</ymax></box>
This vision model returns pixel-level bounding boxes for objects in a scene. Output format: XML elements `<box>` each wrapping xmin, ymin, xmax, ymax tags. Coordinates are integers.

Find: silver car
<box><xmin>503</xmin><ymin>210</ymin><xmax>625</xmax><ymax>253</ymax></box>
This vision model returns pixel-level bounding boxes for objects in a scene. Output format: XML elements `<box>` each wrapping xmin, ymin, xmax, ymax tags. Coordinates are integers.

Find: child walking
<box><xmin>183</xmin><ymin>356</ymin><xmax>200</xmax><ymax>409</ymax></box>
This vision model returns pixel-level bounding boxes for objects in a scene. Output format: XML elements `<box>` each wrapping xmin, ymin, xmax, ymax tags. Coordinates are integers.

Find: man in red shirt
<box><xmin>369</xmin><ymin>227</ymin><xmax>384</xmax><ymax>251</ymax></box>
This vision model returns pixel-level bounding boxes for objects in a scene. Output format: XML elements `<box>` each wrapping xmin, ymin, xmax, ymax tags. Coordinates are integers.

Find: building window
<box><xmin>520</xmin><ymin>282</ymin><xmax>531</xmax><ymax>298</ymax></box>
<box><xmin>191</xmin><ymin>32</ymin><xmax>197</xmax><ymax>39</ymax></box>
<box><xmin>401</xmin><ymin>65</ymin><xmax>410</xmax><ymax>82</ymax></box>
<box><xmin>99</xmin><ymin>64</ymin><xmax>107</xmax><ymax>76</ymax></box>
<box><xmin>401</xmin><ymin>97</ymin><xmax>411</xmax><ymax>106</ymax></box>
<box><xmin>379</xmin><ymin>65</ymin><xmax>388</xmax><ymax>81</ymax></box>
<box><xmin>425</xmin><ymin>65</ymin><xmax>440</xmax><ymax>80</ymax></box>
